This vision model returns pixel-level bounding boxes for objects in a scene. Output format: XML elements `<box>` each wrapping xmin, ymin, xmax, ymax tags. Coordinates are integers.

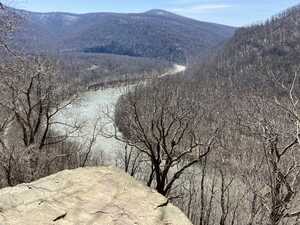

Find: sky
<box><xmin>8</xmin><ymin>0</ymin><xmax>300</xmax><ymax>26</ymax></box>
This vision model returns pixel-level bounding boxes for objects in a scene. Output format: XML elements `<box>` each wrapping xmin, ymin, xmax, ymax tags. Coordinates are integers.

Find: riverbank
<box><xmin>53</xmin><ymin>64</ymin><xmax>186</xmax><ymax>163</ymax></box>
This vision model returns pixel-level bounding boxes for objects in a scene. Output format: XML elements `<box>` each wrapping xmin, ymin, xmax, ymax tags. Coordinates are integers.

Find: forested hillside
<box><xmin>10</xmin><ymin>8</ymin><xmax>235</xmax><ymax>63</ymax></box>
<box><xmin>58</xmin><ymin>53</ymin><xmax>172</xmax><ymax>88</ymax></box>
<box><xmin>193</xmin><ymin>5</ymin><xmax>300</xmax><ymax>90</ymax></box>
<box><xmin>115</xmin><ymin>5</ymin><xmax>300</xmax><ymax>225</ymax></box>
<box><xmin>2</xmin><ymin>2</ymin><xmax>300</xmax><ymax>225</ymax></box>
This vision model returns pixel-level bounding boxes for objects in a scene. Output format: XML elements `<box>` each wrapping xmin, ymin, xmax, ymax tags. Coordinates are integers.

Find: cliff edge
<box><xmin>0</xmin><ymin>167</ymin><xmax>192</xmax><ymax>225</ymax></box>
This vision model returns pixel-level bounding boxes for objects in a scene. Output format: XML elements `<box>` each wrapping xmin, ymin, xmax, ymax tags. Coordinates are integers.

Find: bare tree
<box><xmin>0</xmin><ymin>56</ymin><xmax>81</xmax><ymax>186</ymax></box>
<box><xmin>80</xmin><ymin>116</ymin><xmax>102</xmax><ymax>167</ymax></box>
<box><xmin>115</xmin><ymin>144</ymin><xmax>144</xmax><ymax>177</ymax></box>
<box><xmin>108</xmin><ymin>79</ymin><xmax>219</xmax><ymax>196</ymax></box>
<box><xmin>230</xmin><ymin>78</ymin><xmax>300</xmax><ymax>225</ymax></box>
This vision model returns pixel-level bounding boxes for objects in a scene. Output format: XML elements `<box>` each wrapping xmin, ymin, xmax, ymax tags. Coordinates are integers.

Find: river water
<box><xmin>54</xmin><ymin>64</ymin><xmax>186</xmax><ymax>163</ymax></box>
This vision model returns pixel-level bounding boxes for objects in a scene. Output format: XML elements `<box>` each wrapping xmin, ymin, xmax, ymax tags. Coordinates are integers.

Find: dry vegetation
<box><xmin>0</xmin><ymin>5</ymin><xmax>99</xmax><ymax>187</ymax></box>
<box><xmin>113</xmin><ymin>73</ymin><xmax>300</xmax><ymax>225</ymax></box>
<box><xmin>112</xmin><ymin>6</ymin><xmax>300</xmax><ymax>225</ymax></box>
<box><xmin>1</xmin><ymin>2</ymin><xmax>300</xmax><ymax>225</ymax></box>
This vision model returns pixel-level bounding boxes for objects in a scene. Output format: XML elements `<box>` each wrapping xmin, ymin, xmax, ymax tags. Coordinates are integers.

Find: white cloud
<box><xmin>171</xmin><ymin>3</ymin><xmax>233</xmax><ymax>14</ymax></box>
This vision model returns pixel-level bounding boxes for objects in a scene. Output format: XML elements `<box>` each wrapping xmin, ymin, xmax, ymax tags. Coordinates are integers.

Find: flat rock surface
<box><xmin>0</xmin><ymin>167</ymin><xmax>192</xmax><ymax>225</ymax></box>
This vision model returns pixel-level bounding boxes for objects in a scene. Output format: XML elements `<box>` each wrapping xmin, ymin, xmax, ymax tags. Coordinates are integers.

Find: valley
<box><xmin>54</xmin><ymin>64</ymin><xmax>186</xmax><ymax>163</ymax></box>
<box><xmin>1</xmin><ymin>2</ymin><xmax>300</xmax><ymax>225</ymax></box>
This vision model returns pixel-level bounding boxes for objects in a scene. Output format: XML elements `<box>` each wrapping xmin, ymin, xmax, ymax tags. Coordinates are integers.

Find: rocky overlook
<box><xmin>0</xmin><ymin>167</ymin><xmax>192</xmax><ymax>225</ymax></box>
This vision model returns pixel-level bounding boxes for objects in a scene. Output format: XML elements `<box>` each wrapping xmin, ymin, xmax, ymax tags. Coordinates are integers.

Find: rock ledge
<box><xmin>0</xmin><ymin>167</ymin><xmax>192</xmax><ymax>225</ymax></box>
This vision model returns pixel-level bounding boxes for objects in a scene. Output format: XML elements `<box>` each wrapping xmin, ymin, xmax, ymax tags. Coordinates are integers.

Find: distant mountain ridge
<box><xmin>10</xmin><ymin>8</ymin><xmax>235</xmax><ymax>63</ymax></box>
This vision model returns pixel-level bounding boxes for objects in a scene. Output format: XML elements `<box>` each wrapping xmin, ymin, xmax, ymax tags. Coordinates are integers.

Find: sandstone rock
<box><xmin>0</xmin><ymin>167</ymin><xmax>192</xmax><ymax>225</ymax></box>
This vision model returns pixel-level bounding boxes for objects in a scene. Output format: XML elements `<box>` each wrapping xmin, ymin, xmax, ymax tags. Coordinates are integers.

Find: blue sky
<box><xmin>10</xmin><ymin>0</ymin><xmax>300</xmax><ymax>26</ymax></box>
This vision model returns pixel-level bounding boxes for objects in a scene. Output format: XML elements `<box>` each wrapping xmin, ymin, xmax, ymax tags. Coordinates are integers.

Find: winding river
<box><xmin>54</xmin><ymin>64</ymin><xmax>186</xmax><ymax>163</ymax></box>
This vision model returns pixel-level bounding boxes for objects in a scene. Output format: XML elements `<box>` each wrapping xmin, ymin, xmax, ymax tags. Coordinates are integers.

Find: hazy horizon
<box><xmin>7</xmin><ymin>0</ymin><xmax>300</xmax><ymax>26</ymax></box>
